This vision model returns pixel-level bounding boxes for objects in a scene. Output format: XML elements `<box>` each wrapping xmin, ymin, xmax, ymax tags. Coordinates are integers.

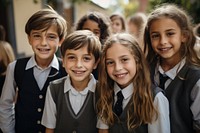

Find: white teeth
<box><xmin>160</xmin><ymin>47</ymin><xmax>171</xmax><ymax>51</ymax></box>
<box><xmin>74</xmin><ymin>71</ymin><xmax>84</xmax><ymax>74</ymax></box>
<box><xmin>116</xmin><ymin>73</ymin><xmax>126</xmax><ymax>78</ymax></box>
<box><xmin>161</xmin><ymin>48</ymin><xmax>168</xmax><ymax>51</ymax></box>
<box><xmin>39</xmin><ymin>48</ymin><xmax>49</xmax><ymax>51</ymax></box>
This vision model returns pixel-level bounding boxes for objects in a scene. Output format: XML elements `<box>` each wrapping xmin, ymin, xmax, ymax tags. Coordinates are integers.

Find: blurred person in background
<box><xmin>127</xmin><ymin>12</ymin><xmax>147</xmax><ymax>51</ymax></box>
<box><xmin>0</xmin><ymin>41</ymin><xmax>15</xmax><ymax>96</ymax></box>
<box><xmin>0</xmin><ymin>41</ymin><xmax>15</xmax><ymax>133</ymax></box>
<box><xmin>110</xmin><ymin>13</ymin><xmax>126</xmax><ymax>34</ymax></box>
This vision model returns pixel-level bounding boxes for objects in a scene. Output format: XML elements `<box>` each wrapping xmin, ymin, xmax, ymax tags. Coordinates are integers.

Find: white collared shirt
<box><xmin>113</xmin><ymin>83</ymin><xmax>133</xmax><ymax>109</ymax></box>
<box><xmin>26</xmin><ymin>55</ymin><xmax>59</xmax><ymax>90</ymax></box>
<box><xmin>154</xmin><ymin>58</ymin><xmax>186</xmax><ymax>89</ymax></box>
<box><xmin>41</xmin><ymin>74</ymin><xmax>96</xmax><ymax>129</ymax></box>
<box><xmin>64</xmin><ymin>74</ymin><xmax>96</xmax><ymax>114</ymax></box>
<box><xmin>97</xmin><ymin>82</ymin><xmax>170</xmax><ymax>133</ymax></box>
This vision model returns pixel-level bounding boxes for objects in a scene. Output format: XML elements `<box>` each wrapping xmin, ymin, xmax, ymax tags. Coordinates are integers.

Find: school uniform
<box><xmin>41</xmin><ymin>74</ymin><xmax>97</xmax><ymax>133</ymax></box>
<box><xmin>96</xmin><ymin>83</ymin><xmax>170</xmax><ymax>133</ymax></box>
<box><xmin>0</xmin><ymin>55</ymin><xmax>66</xmax><ymax>133</ymax></box>
<box><xmin>153</xmin><ymin>58</ymin><xmax>200</xmax><ymax>133</ymax></box>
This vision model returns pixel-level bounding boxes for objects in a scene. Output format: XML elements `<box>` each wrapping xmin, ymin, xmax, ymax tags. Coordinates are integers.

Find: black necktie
<box><xmin>159</xmin><ymin>73</ymin><xmax>168</xmax><ymax>89</ymax></box>
<box><xmin>114</xmin><ymin>91</ymin><xmax>124</xmax><ymax>116</ymax></box>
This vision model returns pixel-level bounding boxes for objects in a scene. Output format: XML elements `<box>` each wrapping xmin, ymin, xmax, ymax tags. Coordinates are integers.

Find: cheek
<box><xmin>62</xmin><ymin>60</ymin><xmax>67</xmax><ymax>68</ymax></box>
<box><xmin>106</xmin><ymin>66</ymin><xmax>114</xmax><ymax>77</ymax></box>
<box><xmin>62</xmin><ymin>59</ymin><xmax>72</xmax><ymax>69</ymax></box>
<box><xmin>128</xmin><ymin>60</ymin><xmax>137</xmax><ymax>76</ymax></box>
<box><xmin>131</xmin><ymin>67</ymin><xmax>137</xmax><ymax>78</ymax></box>
<box><xmin>86</xmin><ymin>62</ymin><xmax>96</xmax><ymax>70</ymax></box>
<box><xmin>150</xmin><ymin>40</ymin><xmax>158</xmax><ymax>50</ymax></box>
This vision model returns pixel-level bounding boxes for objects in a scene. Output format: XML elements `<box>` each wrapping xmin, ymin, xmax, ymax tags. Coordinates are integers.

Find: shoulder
<box><xmin>14</xmin><ymin>57</ymin><xmax>31</xmax><ymax>69</ymax></box>
<box><xmin>49</xmin><ymin>76</ymin><xmax>67</xmax><ymax>102</ymax></box>
<box><xmin>8</xmin><ymin>60</ymin><xmax>17</xmax><ymax>69</ymax></box>
<box><xmin>152</xmin><ymin>84</ymin><xmax>169</xmax><ymax>107</ymax></box>
<box><xmin>16</xmin><ymin>57</ymin><xmax>31</xmax><ymax>63</ymax></box>
<box><xmin>154</xmin><ymin>91</ymin><xmax>168</xmax><ymax>103</ymax></box>
<box><xmin>154</xmin><ymin>91</ymin><xmax>169</xmax><ymax>116</ymax></box>
<box><xmin>189</xmin><ymin>66</ymin><xmax>200</xmax><ymax>74</ymax></box>
<box><xmin>185</xmin><ymin>65</ymin><xmax>200</xmax><ymax>82</ymax></box>
<box><xmin>151</xmin><ymin>84</ymin><xmax>165</xmax><ymax>98</ymax></box>
<box><xmin>49</xmin><ymin>76</ymin><xmax>67</xmax><ymax>86</ymax></box>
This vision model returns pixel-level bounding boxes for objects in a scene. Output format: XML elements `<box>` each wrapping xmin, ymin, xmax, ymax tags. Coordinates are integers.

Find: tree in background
<box><xmin>148</xmin><ymin>0</ymin><xmax>200</xmax><ymax>24</ymax></box>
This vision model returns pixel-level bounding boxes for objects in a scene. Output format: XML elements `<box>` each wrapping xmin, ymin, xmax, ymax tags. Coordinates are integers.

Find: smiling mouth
<box><xmin>158</xmin><ymin>47</ymin><xmax>172</xmax><ymax>52</ymax></box>
<box><xmin>73</xmin><ymin>70</ymin><xmax>85</xmax><ymax>74</ymax></box>
<box><xmin>38</xmin><ymin>48</ymin><xmax>50</xmax><ymax>52</ymax></box>
<box><xmin>115</xmin><ymin>73</ymin><xmax>127</xmax><ymax>78</ymax></box>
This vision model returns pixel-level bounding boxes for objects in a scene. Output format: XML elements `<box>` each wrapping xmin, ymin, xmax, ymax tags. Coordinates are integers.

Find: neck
<box><xmin>160</xmin><ymin>58</ymin><xmax>182</xmax><ymax>72</ymax></box>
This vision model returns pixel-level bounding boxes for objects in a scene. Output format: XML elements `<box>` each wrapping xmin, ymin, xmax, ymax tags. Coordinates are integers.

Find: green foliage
<box><xmin>149</xmin><ymin>0</ymin><xmax>200</xmax><ymax>24</ymax></box>
<box><xmin>108</xmin><ymin>0</ymin><xmax>138</xmax><ymax>18</ymax></box>
<box><xmin>123</xmin><ymin>0</ymin><xmax>138</xmax><ymax>17</ymax></box>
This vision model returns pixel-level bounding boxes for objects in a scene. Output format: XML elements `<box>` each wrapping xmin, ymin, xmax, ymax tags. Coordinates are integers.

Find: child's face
<box><xmin>63</xmin><ymin>45</ymin><xmax>98</xmax><ymax>90</ymax></box>
<box><xmin>111</xmin><ymin>18</ymin><xmax>123</xmax><ymax>33</ymax></box>
<box><xmin>105</xmin><ymin>43</ymin><xmax>136</xmax><ymax>88</ymax></box>
<box><xmin>149</xmin><ymin>18</ymin><xmax>186</xmax><ymax>63</ymax></box>
<box><xmin>82</xmin><ymin>19</ymin><xmax>101</xmax><ymax>38</ymax></box>
<box><xmin>28</xmin><ymin>25</ymin><xmax>62</xmax><ymax>67</ymax></box>
<box><xmin>128</xmin><ymin>22</ymin><xmax>138</xmax><ymax>37</ymax></box>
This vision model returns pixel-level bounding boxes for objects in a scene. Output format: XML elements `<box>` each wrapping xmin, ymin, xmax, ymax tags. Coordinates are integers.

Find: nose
<box><xmin>75</xmin><ymin>59</ymin><xmax>83</xmax><ymax>68</ymax></box>
<box><xmin>160</xmin><ymin>35</ymin><xmax>168</xmax><ymax>45</ymax></box>
<box><xmin>41</xmin><ymin>37</ymin><xmax>48</xmax><ymax>46</ymax></box>
<box><xmin>115</xmin><ymin>61</ymin><xmax>123</xmax><ymax>71</ymax></box>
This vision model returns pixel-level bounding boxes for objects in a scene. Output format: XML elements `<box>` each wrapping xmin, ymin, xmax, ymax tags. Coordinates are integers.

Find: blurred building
<box><xmin>0</xmin><ymin>0</ymin><xmax>110</xmax><ymax>58</ymax></box>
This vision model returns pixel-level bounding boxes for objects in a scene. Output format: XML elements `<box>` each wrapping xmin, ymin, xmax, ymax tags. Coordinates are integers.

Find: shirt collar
<box><xmin>25</xmin><ymin>54</ymin><xmax>59</xmax><ymax>71</ymax></box>
<box><xmin>64</xmin><ymin>74</ymin><xmax>96</xmax><ymax>95</ymax></box>
<box><xmin>114</xmin><ymin>83</ymin><xmax>133</xmax><ymax>100</ymax></box>
<box><xmin>157</xmin><ymin>58</ymin><xmax>186</xmax><ymax>80</ymax></box>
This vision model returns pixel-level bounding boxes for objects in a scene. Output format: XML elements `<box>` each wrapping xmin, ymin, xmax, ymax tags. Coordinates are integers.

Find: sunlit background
<box><xmin>0</xmin><ymin>0</ymin><xmax>199</xmax><ymax>57</ymax></box>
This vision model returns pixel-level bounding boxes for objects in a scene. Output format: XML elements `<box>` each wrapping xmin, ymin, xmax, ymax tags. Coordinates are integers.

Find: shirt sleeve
<box><xmin>0</xmin><ymin>61</ymin><xmax>16</xmax><ymax>133</ymax></box>
<box><xmin>148</xmin><ymin>92</ymin><xmax>170</xmax><ymax>133</ymax></box>
<box><xmin>41</xmin><ymin>86</ymin><xmax>57</xmax><ymax>129</ymax></box>
<box><xmin>96</xmin><ymin>117</ymin><xmax>109</xmax><ymax>129</ymax></box>
<box><xmin>190</xmin><ymin>79</ymin><xmax>200</xmax><ymax>131</ymax></box>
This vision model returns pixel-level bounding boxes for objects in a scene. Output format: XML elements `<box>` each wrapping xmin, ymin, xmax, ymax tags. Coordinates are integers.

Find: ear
<box><xmin>58</xmin><ymin>37</ymin><xmax>65</xmax><ymax>47</ymax></box>
<box><xmin>93</xmin><ymin>59</ymin><xmax>100</xmax><ymax>69</ymax></box>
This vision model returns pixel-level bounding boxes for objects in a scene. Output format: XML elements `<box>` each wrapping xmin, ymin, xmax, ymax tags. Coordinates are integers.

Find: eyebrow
<box><xmin>151</xmin><ymin>28</ymin><xmax>176</xmax><ymax>34</ymax></box>
<box><xmin>31</xmin><ymin>31</ymin><xmax>40</xmax><ymax>34</ymax></box>
<box><xmin>106</xmin><ymin>55</ymin><xmax>129</xmax><ymax>59</ymax></box>
<box><xmin>65</xmin><ymin>52</ymin><xmax>91</xmax><ymax>56</ymax></box>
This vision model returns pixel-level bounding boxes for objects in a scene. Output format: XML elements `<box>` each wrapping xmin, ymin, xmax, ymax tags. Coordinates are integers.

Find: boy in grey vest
<box><xmin>41</xmin><ymin>30</ymin><xmax>101</xmax><ymax>133</ymax></box>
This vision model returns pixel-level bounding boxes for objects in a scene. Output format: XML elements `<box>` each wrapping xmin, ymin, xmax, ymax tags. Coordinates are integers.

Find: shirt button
<box><xmin>38</xmin><ymin>108</ymin><xmax>42</xmax><ymax>112</ymax></box>
<box><xmin>37</xmin><ymin>120</ymin><xmax>41</xmax><ymax>124</ymax></box>
<box><xmin>39</xmin><ymin>95</ymin><xmax>43</xmax><ymax>99</ymax></box>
